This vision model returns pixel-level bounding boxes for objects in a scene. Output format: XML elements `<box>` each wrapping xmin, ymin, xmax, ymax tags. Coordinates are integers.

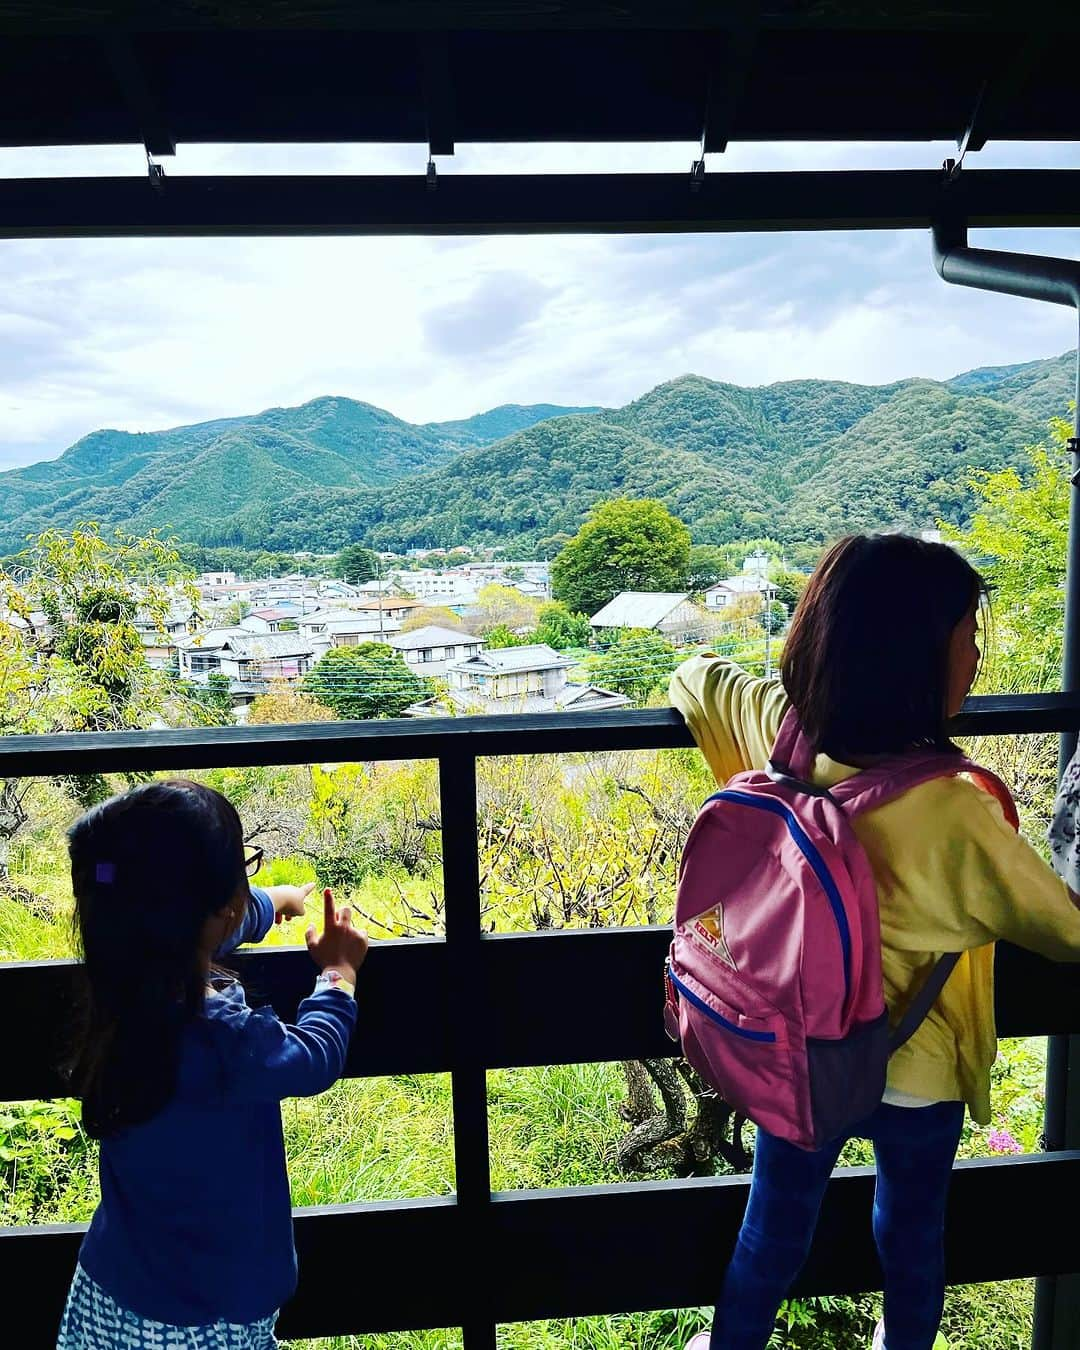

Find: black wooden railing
<box><xmin>3</xmin><ymin>698</ymin><xmax>1080</xmax><ymax>1348</ymax></box>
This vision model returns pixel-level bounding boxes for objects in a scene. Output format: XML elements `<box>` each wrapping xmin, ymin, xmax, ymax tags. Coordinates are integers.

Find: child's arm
<box><xmin>960</xmin><ymin>785</ymin><xmax>1080</xmax><ymax>959</ymax></box>
<box><xmin>224</xmin><ymin>890</ymin><xmax>368</xmax><ymax>1102</ymax></box>
<box><xmin>215</xmin><ymin>886</ymin><xmax>275</xmax><ymax>956</ymax></box>
<box><xmin>264</xmin><ymin>882</ymin><xmax>316</xmax><ymax>925</ymax></box>
<box><xmin>669</xmin><ymin>653</ymin><xmax>789</xmax><ymax>783</ymax></box>
<box><xmin>214</xmin><ymin>883</ymin><xmax>315</xmax><ymax>959</ymax></box>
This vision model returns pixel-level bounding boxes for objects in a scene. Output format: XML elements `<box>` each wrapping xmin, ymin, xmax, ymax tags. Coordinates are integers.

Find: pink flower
<box><xmin>987</xmin><ymin>1127</ymin><xmax>1022</xmax><ymax>1154</ymax></box>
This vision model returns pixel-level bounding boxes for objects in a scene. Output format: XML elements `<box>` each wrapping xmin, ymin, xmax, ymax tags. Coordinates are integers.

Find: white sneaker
<box><xmin>684</xmin><ymin>1335</ymin><xmax>711</xmax><ymax>1350</ymax></box>
<box><xmin>872</xmin><ymin>1320</ymin><xmax>886</xmax><ymax>1350</ymax></box>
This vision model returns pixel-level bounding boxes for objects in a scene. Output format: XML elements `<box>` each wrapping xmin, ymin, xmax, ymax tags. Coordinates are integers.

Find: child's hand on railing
<box><xmin>305</xmin><ymin>887</ymin><xmax>369</xmax><ymax>986</ymax></box>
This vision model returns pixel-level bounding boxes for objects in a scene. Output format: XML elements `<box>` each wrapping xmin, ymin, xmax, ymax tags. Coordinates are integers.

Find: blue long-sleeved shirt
<box><xmin>78</xmin><ymin>886</ymin><xmax>357</xmax><ymax>1325</ymax></box>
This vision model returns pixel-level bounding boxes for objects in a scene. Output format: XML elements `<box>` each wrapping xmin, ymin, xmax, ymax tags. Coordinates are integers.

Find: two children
<box><xmin>672</xmin><ymin>533</ymin><xmax>1080</xmax><ymax>1350</ymax></box>
<box><xmin>57</xmin><ymin>779</ymin><xmax>367</xmax><ymax>1349</ymax></box>
<box><xmin>54</xmin><ymin>531</ymin><xmax>1080</xmax><ymax>1350</ymax></box>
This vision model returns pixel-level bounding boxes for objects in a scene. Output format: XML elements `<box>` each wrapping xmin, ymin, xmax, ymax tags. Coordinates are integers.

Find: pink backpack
<box><xmin>664</xmin><ymin>708</ymin><xmax>1017</xmax><ymax>1150</ymax></box>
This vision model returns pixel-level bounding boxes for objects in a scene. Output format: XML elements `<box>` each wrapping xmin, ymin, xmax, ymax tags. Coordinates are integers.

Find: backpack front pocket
<box><xmin>667</xmin><ymin>961</ymin><xmax>806</xmax><ymax>1146</ymax></box>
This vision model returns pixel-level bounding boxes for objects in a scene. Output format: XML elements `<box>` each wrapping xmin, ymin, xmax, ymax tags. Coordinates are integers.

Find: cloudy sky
<box><xmin>0</xmin><ymin>137</ymin><xmax>1077</xmax><ymax>470</ymax></box>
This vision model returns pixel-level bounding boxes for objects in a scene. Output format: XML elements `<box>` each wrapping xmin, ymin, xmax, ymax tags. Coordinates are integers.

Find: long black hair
<box><xmin>781</xmin><ymin>533</ymin><xmax>985</xmax><ymax>759</ymax></box>
<box><xmin>66</xmin><ymin>779</ymin><xmax>247</xmax><ymax>1138</ymax></box>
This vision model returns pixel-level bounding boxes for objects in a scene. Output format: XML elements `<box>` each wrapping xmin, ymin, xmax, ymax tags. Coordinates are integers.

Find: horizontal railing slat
<box><xmin>4</xmin><ymin>930</ymin><xmax>1078</xmax><ymax>1102</ymax></box>
<box><xmin>5</xmin><ymin>1153</ymin><xmax>1078</xmax><ymax>1346</ymax></box>
<box><xmin>0</xmin><ymin>692</ymin><xmax>1077</xmax><ymax>775</ymax></box>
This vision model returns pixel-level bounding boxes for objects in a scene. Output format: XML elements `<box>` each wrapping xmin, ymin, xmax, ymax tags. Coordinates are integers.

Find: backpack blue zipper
<box><xmin>668</xmin><ymin>967</ymin><xmax>777</xmax><ymax>1043</ymax></box>
<box><xmin>709</xmin><ymin>789</ymin><xmax>853</xmax><ymax>1002</ymax></box>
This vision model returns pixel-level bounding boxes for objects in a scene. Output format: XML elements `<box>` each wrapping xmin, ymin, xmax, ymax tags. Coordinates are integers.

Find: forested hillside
<box><xmin>0</xmin><ymin>351</ymin><xmax>1072</xmax><ymax>555</ymax></box>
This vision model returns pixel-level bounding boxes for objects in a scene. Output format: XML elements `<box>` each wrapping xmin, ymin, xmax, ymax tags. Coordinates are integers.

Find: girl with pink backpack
<box><xmin>670</xmin><ymin>533</ymin><xmax>1080</xmax><ymax>1350</ymax></box>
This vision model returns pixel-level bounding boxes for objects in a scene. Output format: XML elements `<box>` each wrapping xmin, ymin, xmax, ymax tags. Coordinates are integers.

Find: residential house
<box><xmin>351</xmin><ymin>596</ymin><xmax>430</xmax><ymax>622</ymax></box>
<box><xmin>298</xmin><ymin>608</ymin><xmax>403</xmax><ymax>658</ymax></box>
<box><xmin>389</xmin><ymin>625</ymin><xmax>484</xmax><ymax>676</ymax></box>
<box><xmin>704</xmin><ymin>575</ymin><xmax>779</xmax><ymax>611</ymax></box>
<box><xmin>135</xmin><ymin>607</ymin><xmax>199</xmax><ymax>669</ymax></box>
<box><xmin>176</xmin><ymin>628</ymin><xmax>315</xmax><ymax>705</ymax></box>
<box><xmin>239</xmin><ymin>607</ymin><xmax>298</xmax><ymax>635</ymax></box>
<box><xmin>589</xmin><ymin>592</ymin><xmax>705</xmax><ymax>643</ymax></box>
<box><xmin>405</xmin><ymin>643</ymin><xmax>629</xmax><ymax>716</ymax></box>
<box><xmin>195</xmin><ymin>570</ymin><xmax>237</xmax><ymax>588</ymax></box>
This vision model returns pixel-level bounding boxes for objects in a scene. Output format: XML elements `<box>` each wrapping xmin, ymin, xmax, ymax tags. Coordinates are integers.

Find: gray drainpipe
<box><xmin>932</xmin><ymin>215</ymin><xmax>1080</xmax><ymax>1350</ymax></box>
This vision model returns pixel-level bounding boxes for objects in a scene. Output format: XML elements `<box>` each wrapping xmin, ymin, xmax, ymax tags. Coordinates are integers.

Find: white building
<box><xmin>406</xmin><ymin>643</ymin><xmax>629</xmax><ymax>716</ymax></box>
<box><xmin>589</xmin><ymin>592</ymin><xmax>705</xmax><ymax>643</ymax></box>
<box><xmin>239</xmin><ymin>607</ymin><xmax>298</xmax><ymax>635</ymax></box>
<box><xmin>298</xmin><ymin>608</ymin><xmax>403</xmax><ymax>656</ymax></box>
<box><xmin>389</xmin><ymin>625</ymin><xmax>483</xmax><ymax>676</ymax></box>
<box><xmin>176</xmin><ymin>628</ymin><xmax>315</xmax><ymax>702</ymax></box>
<box><xmin>135</xmin><ymin>607</ymin><xmax>199</xmax><ymax>668</ymax></box>
<box><xmin>395</xmin><ymin>570</ymin><xmax>476</xmax><ymax>601</ymax></box>
<box><xmin>704</xmin><ymin>575</ymin><xmax>779</xmax><ymax>611</ymax></box>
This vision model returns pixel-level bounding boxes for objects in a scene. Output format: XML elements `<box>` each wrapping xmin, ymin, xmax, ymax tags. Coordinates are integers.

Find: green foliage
<box><xmin>469</xmin><ymin>583</ymin><xmax>541</xmax><ymax>636</ymax></box>
<box><xmin>552</xmin><ymin>499</ymin><xmax>691</xmax><ymax>616</ymax></box>
<box><xmin>535</xmin><ymin>601</ymin><xmax>593</xmax><ymax>649</ymax></box>
<box><xmin>482</xmin><ymin>624</ymin><xmax>527</xmax><ymax>650</ymax></box>
<box><xmin>182</xmin><ymin>671</ymin><xmax>234</xmax><ymax>722</ymax></box>
<box><xmin>582</xmin><ymin>629</ymin><xmax>680</xmax><ymax>706</ymax></box>
<box><xmin>334</xmin><ymin>544</ymin><xmax>379</xmax><ymax>586</ymax></box>
<box><xmin>946</xmin><ymin>417</ymin><xmax>1071</xmax><ymax>692</ymax></box>
<box><xmin>301</xmin><ymin>644</ymin><xmax>431</xmax><ymax>720</ymax></box>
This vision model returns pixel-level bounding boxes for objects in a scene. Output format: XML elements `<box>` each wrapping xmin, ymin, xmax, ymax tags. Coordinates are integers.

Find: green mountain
<box><xmin>0</xmin><ymin>397</ymin><xmax>597</xmax><ymax>551</ymax></box>
<box><xmin>0</xmin><ymin>352</ymin><xmax>1073</xmax><ymax>556</ymax></box>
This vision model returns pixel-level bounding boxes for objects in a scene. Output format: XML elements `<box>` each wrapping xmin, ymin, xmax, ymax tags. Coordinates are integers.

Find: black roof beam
<box><xmin>418</xmin><ymin>33</ymin><xmax>455</xmax><ymax>158</ymax></box>
<box><xmin>102</xmin><ymin>34</ymin><xmax>175</xmax><ymax>158</ymax></box>
<box><xmin>953</xmin><ymin>31</ymin><xmax>1051</xmax><ymax>161</ymax></box>
<box><xmin>0</xmin><ymin>168</ymin><xmax>1078</xmax><ymax>240</ymax></box>
<box><xmin>700</xmin><ymin>12</ymin><xmax>759</xmax><ymax>155</ymax></box>
<box><xmin>7</xmin><ymin>4</ymin><xmax>1080</xmax><ymax>37</ymax></box>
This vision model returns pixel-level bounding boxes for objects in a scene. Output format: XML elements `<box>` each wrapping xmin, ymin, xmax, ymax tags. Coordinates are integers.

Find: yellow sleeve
<box><xmin>668</xmin><ymin>655</ymin><xmax>789</xmax><ymax>785</ymax></box>
<box><xmin>953</xmin><ymin>783</ymin><xmax>1080</xmax><ymax>961</ymax></box>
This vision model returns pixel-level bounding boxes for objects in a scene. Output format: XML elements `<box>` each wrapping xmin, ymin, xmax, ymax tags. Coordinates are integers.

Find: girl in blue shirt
<box><xmin>56</xmin><ymin>778</ymin><xmax>368</xmax><ymax>1350</ymax></box>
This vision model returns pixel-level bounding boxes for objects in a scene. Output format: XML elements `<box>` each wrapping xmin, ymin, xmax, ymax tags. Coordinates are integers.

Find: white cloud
<box><xmin>0</xmin><ymin>140</ymin><xmax>1077</xmax><ymax>469</ymax></box>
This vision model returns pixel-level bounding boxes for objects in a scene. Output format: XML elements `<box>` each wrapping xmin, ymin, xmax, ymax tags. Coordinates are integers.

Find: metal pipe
<box><xmin>933</xmin><ymin>214</ymin><xmax>1080</xmax><ymax>1350</ymax></box>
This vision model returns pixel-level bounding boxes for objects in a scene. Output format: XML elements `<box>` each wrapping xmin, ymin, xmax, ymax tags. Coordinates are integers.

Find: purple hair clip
<box><xmin>95</xmin><ymin>862</ymin><xmax>116</xmax><ymax>885</ymax></box>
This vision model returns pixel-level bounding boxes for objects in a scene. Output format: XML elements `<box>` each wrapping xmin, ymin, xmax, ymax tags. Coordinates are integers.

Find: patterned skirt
<box><xmin>57</xmin><ymin>1265</ymin><xmax>279</xmax><ymax>1350</ymax></box>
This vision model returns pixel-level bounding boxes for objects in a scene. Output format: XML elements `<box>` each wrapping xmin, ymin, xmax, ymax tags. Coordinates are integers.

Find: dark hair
<box><xmin>66</xmin><ymin>779</ymin><xmax>247</xmax><ymax>1138</ymax></box>
<box><xmin>780</xmin><ymin>534</ymin><xmax>985</xmax><ymax>760</ymax></box>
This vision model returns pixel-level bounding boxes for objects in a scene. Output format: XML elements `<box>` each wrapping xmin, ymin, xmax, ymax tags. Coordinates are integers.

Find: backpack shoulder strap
<box><xmin>888</xmin><ymin>952</ymin><xmax>962</xmax><ymax>1055</ymax></box>
<box><xmin>829</xmin><ymin>751</ymin><xmax>1019</xmax><ymax>830</ymax></box>
<box><xmin>769</xmin><ymin>706</ymin><xmax>816</xmax><ymax>780</ymax></box>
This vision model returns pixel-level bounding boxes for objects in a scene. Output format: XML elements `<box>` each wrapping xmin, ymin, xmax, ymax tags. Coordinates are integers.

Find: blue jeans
<box><xmin>710</xmin><ymin>1100</ymin><xmax>965</xmax><ymax>1350</ymax></box>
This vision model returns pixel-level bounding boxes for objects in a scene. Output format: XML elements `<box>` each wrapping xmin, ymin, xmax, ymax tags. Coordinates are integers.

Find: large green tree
<box><xmin>551</xmin><ymin>499</ymin><xmax>691</xmax><ymax>616</ymax></box>
<box><xmin>946</xmin><ymin>416</ymin><xmax>1071</xmax><ymax>692</ymax></box>
<box><xmin>0</xmin><ymin>525</ymin><xmax>201</xmax><ymax>864</ymax></box>
<box><xmin>301</xmin><ymin>644</ymin><xmax>430</xmax><ymax>720</ymax></box>
<box><xmin>334</xmin><ymin>544</ymin><xmax>379</xmax><ymax>586</ymax></box>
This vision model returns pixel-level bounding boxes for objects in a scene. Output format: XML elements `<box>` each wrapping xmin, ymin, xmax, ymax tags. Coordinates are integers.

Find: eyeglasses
<box><xmin>244</xmin><ymin>846</ymin><xmax>264</xmax><ymax>877</ymax></box>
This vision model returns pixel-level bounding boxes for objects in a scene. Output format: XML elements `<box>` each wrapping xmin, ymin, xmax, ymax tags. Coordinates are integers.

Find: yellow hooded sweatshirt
<box><xmin>669</xmin><ymin>654</ymin><xmax>1080</xmax><ymax>1124</ymax></box>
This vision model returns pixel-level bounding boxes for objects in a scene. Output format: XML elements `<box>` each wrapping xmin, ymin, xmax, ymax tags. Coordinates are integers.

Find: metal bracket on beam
<box><xmin>147</xmin><ymin>151</ymin><xmax>165</xmax><ymax>194</ymax></box>
<box><xmin>689</xmin><ymin>155</ymin><xmax>706</xmax><ymax>191</ymax></box>
<box><xmin>426</xmin><ymin>157</ymin><xmax>437</xmax><ymax>192</ymax></box>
